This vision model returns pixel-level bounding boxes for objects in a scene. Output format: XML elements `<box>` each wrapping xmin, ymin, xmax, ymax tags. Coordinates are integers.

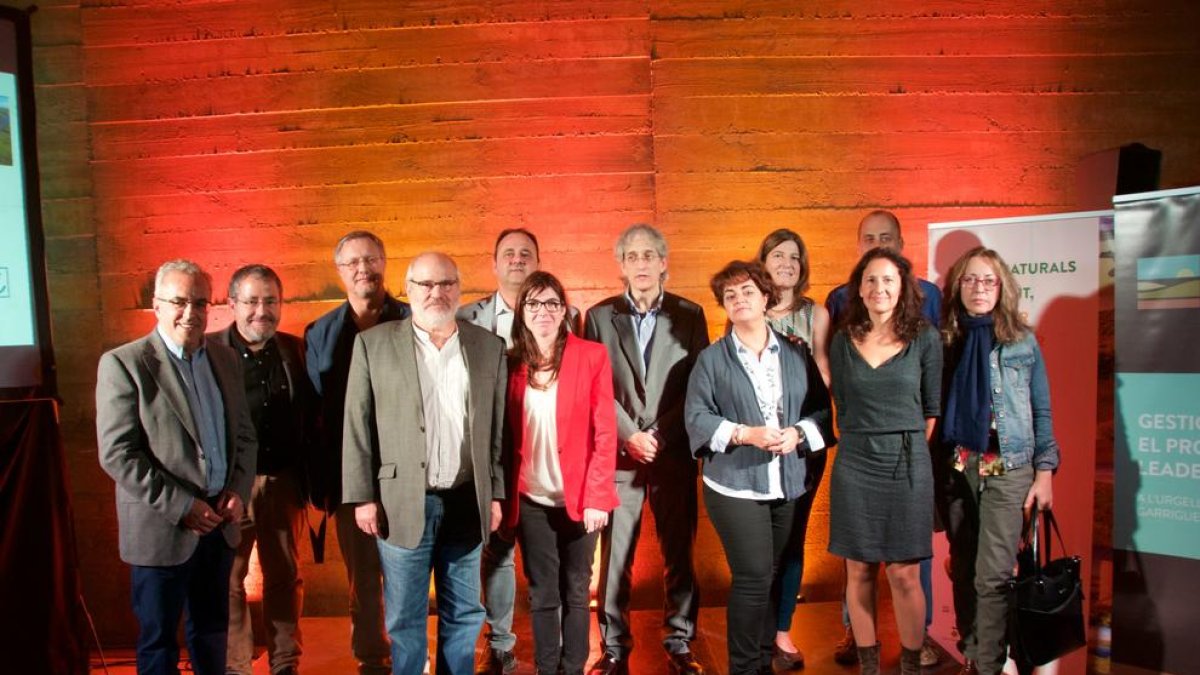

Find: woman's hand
<box><xmin>582</xmin><ymin>507</ymin><xmax>609</xmax><ymax>533</ymax></box>
<box><xmin>1023</xmin><ymin>469</ymin><xmax>1054</xmax><ymax>515</ymax></box>
<box><xmin>740</xmin><ymin>425</ymin><xmax>783</xmax><ymax>450</ymax></box>
<box><xmin>765</xmin><ymin>426</ymin><xmax>802</xmax><ymax>455</ymax></box>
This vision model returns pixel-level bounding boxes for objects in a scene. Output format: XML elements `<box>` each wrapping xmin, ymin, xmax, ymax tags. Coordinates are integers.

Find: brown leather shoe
<box><xmin>833</xmin><ymin>626</ymin><xmax>858</xmax><ymax>665</ymax></box>
<box><xmin>772</xmin><ymin>643</ymin><xmax>805</xmax><ymax>670</ymax></box>
<box><xmin>667</xmin><ymin>651</ymin><xmax>705</xmax><ymax>675</ymax></box>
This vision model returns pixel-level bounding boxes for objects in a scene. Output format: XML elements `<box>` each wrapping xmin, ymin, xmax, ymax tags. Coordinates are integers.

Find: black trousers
<box><xmin>517</xmin><ymin>497</ymin><xmax>600</xmax><ymax>675</ymax></box>
<box><xmin>703</xmin><ymin>484</ymin><xmax>797</xmax><ymax>675</ymax></box>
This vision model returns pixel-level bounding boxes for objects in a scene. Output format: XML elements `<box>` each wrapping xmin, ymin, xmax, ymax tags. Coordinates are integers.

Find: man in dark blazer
<box><xmin>343</xmin><ymin>252</ymin><xmax>507</xmax><ymax>675</ymax></box>
<box><xmin>584</xmin><ymin>225</ymin><xmax>710</xmax><ymax>675</ymax></box>
<box><xmin>304</xmin><ymin>230</ymin><xmax>410</xmax><ymax>674</ymax></box>
<box><xmin>456</xmin><ymin>227</ymin><xmax>577</xmax><ymax>675</ymax></box>
<box><xmin>210</xmin><ymin>264</ymin><xmax>313</xmax><ymax>675</ymax></box>
<box><xmin>96</xmin><ymin>259</ymin><xmax>256</xmax><ymax>675</ymax></box>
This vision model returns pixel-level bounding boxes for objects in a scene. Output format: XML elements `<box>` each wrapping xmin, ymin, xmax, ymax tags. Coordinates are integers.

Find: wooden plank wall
<box><xmin>14</xmin><ymin>0</ymin><xmax>1200</xmax><ymax>645</ymax></box>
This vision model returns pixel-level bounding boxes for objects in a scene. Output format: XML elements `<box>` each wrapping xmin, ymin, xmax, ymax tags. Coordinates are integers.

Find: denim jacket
<box><xmin>990</xmin><ymin>332</ymin><xmax>1060</xmax><ymax>472</ymax></box>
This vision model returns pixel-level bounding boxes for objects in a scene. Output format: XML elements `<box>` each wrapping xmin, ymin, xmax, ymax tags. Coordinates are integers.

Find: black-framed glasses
<box><xmin>960</xmin><ymin>275</ymin><xmax>1001</xmax><ymax>289</ymax></box>
<box><xmin>408</xmin><ymin>279</ymin><xmax>459</xmax><ymax>292</ymax></box>
<box><xmin>234</xmin><ymin>297</ymin><xmax>280</xmax><ymax>308</ymax></box>
<box><xmin>156</xmin><ymin>297</ymin><xmax>210</xmax><ymax>310</ymax></box>
<box><xmin>336</xmin><ymin>256</ymin><xmax>383</xmax><ymax>270</ymax></box>
<box><xmin>524</xmin><ymin>299</ymin><xmax>564</xmax><ymax>313</ymax></box>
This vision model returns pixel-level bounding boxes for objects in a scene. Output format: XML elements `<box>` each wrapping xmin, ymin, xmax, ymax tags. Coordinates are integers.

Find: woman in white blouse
<box><xmin>502</xmin><ymin>271</ymin><xmax>619</xmax><ymax>675</ymax></box>
<box><xmin>684</xmin><ymin>260</ymin><xmax>834</xmax><ymax>675</ymax></box>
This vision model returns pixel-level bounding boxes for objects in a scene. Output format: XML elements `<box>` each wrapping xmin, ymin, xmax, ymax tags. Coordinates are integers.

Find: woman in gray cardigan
<box><xmin>685</xmin><ymin>260</ymin><xmax>834</xmax><ymax>675</ymax></box>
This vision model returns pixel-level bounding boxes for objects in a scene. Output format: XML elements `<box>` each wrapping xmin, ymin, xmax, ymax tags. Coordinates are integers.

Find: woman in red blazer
<box><xmin>505</xmin><ymin>270</ymin><xmax>619</xmax><ymax>675</ymax></box>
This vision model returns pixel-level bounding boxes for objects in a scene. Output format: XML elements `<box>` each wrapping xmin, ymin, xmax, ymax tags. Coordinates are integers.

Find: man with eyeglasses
<box><xmin>824</xmin><ymin>210</ymin><xmax>943</xmax><ymax>668</ymax></box>
<box><xmin>344</xmin><ymin>252</ymin><xmax>508</xmax><ymax>675</ymax></box>
<box><xmin>305</xmin><ymin>231</ymin><xmax>411</xmax><ymax>674</ymax></box>
<box><xmin>457</xmin><ymin>227</ymin><xmax>578</xmax><ymax>675</ymax></box>
<box><xmin>584</xmin><ymin>224</ymin><xmax>710</xmax><ymax>675</ymax></box>
<box><xmin>96</xmin><ymin>259</ymin><xmax>256</xmax><ymax>675</ymax></box>
<box><xmin>208</xmin><ymin>264</ymin><xmax>313</xmax><ymax>675</ymax></box>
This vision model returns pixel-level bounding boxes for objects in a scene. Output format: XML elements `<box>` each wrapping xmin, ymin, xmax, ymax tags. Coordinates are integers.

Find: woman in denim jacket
<box><xmin>936</xmin><ymin>247</ymin><xmax>1060</xmax><ymax>675</ymax></box>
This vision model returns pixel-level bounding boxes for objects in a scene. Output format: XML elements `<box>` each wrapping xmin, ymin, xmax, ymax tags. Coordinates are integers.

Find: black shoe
<box><xmin>587</xmin><ymin>653</ymin><xmax>628</xmax><ymax>675</ymax></box>
<box><xmin>667</xmin><ymin>651</ymin><xmax>705</xmax><ymax>674</ymax></box>
<box><xmin>476</xmin><ymin>648</ymin><xmax>518</xmax><ymax>675</ymax></box>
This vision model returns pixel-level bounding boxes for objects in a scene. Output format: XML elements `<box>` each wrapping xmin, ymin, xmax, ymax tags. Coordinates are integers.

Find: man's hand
<box><xmin>181</xmin><ymin>499</ymin><xmax>223</xmax><ymax>535</ymax></box>
<box><xmin>740</xmin><ymin>425</ymin><xmax>784</xmax><ymax>450</ymax></box>
<box><xmin>582</xmin><ymin>507</ymin><xmax>609</xmax><ymax>534</ymax></box>
<box><xmin>490</xmin><ymin>500</ymin><xmax>503</xmax><ymax>533</ymax></box>
<box><xmin>625</xmin><ymin>431</ymin><xmax>660</xmax><ymax>464</ymax></box>
<box><xmin>355</xmin><ymin>502</ymin><xmax>384</xmax><ymax>537</ymax></box>
<box><xmin>216</xmin><ymin>491</ymin><xmax>245</xmax><ymax>524</ymax></box>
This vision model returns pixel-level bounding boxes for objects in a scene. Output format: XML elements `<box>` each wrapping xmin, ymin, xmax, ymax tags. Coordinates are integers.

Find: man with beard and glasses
<box><xmin>96</xmin><ymin>259</ymin><xmax>256</xmax><ymax>675</ymax></box>
<box><xmin>210</xmin><ymin>264</ymin><xmax>313</xmax><ymax>675</ymax></box>
<box><xmin>457</xmin><ymin>227</ymin><xmax>579</xmax><ymax>674</ymax></box>
<box><xmin>343</xmin><ymin>252</ymin><xmax>508</xmax><ymax>675</ymax></box>
<box><xmin>305</xmin><ymin>231</ymin><xmax>411</xmax><ymax>673</ymax></box>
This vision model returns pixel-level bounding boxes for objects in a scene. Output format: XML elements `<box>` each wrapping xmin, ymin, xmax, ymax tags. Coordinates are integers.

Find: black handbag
<box><xmin>1006</xmin><ymin>508</ymin><xmax>1087</xmax><ymax>667</ymax></box>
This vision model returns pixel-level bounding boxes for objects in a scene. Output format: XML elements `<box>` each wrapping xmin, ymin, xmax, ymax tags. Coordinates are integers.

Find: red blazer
<box><xmin>504</xmin><ymin>333</ymin><xmax>619</xmax><ymax>527</ymax></box>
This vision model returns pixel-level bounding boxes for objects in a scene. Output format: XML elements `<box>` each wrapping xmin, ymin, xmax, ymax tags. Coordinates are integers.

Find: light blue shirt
<box><xmin>625</xmin><ymin>289</ymin><xmax>663</xmax><ymax>373</ymax></box>
<box><xmin>157</xmin><ymin>326</ymin><xmax>228</xmax><ymax>496</ymax></box>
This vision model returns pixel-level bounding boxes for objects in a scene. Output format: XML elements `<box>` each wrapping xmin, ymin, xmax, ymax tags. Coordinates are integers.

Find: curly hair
<box><xmin>756</xmin><ymin>228</ymin><xmax>812</xmax><ymax>312</ymax></box>
<box><xmin>940</xmin><ymin>246</ymin><xmax>1029</xmax><ymax>345</ymax></box>
<box><xmin>840</xmin><ymin>248</ymin><xmax>927</xmax><ymax>343</ymax></box>
<box><xmin>509</xmin><ymin>271</ymin><xmax>572</xmax><ymax>389</ymax></box>
<box><xmin>709</xmin><ymin>260</ymin><xmax>775</xmax><ymax>309</ymax></box>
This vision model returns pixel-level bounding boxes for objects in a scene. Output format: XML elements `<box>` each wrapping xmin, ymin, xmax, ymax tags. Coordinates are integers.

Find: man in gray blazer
<box><xmin>584</xmin><ymin>225</ymin><xmax>710</xmax><ymax>675</ymax></box>
<box><xmin>344</xmin><ymin>252</ymin><xmax>507</xmax><ymax>675</ymax></box>
<box><xmin>457</xmin><ymin>227</ymin><xmax>576</xmax><ymax>674</ymax></box>
<box><xmin>96</xmin><ymin>259</ymin><xmax>256</xmax><ymax>675</ymax></box>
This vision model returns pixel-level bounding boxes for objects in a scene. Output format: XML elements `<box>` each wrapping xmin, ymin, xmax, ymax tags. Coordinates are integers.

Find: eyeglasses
<box><xmin>408</xmin><ymin>279</ymin><xmax>459</xmax><ymax>292</ymax></box>
<box><xmin>234</xmin><ymin>298</ymin><xmax>280</xmax><ymax>308</ymax></box>
<box><xmin>156</xmin><ymin>297</ymin><xmax>210</xmax><ymax>310</ymax></box>
<box><xmin>622</xmin><ymin>251</ymin><xmax>661</xmax><ymax>264</ymax></box>
<box><xmin>960</xmin><ymin>275</ymin><xmax>1000</xmax><ymax>289</ymax></box>
<box><xmin>524</xmin><ymin>299</ymin><xmax>564</xmax><ymax>313</ymax></box>
<box><xmin>336</xmin><ymin>256</ymin><xmax>383</xmax><ymax>270</ymax></box>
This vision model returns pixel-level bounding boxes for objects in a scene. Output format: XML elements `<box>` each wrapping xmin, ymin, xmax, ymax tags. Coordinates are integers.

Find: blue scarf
<box><xmin>942</xmin><ymin>312</ymin><xmax>994</xmax><ymax>453</ymax></box>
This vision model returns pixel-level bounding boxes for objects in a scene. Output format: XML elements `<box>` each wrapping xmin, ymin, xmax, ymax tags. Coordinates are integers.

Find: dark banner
<box><xmin>0</xmin><ymin>399</ymin><xmax>88</xmax><ymax>673</ymax></box>
<box><xmin>1112</xmin><ymin>187</ymin><xmax>1200</xmax><ymax>674</ymax></box>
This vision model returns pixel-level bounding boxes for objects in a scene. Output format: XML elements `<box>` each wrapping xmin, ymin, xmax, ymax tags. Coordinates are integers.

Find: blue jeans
<box><xmin>131</xmin><ymin>530</ymin><xmax>235</xmax><ymax>675</ymax></box>
<box><xmin>375</xmin><ymin>487</ymin><xmax>485</xmax><ymax>675</ymax></box>
<box><xmin>481</xmin><ymin>530</ymin><xmax>518</xmax><ymax>651</ymax></box>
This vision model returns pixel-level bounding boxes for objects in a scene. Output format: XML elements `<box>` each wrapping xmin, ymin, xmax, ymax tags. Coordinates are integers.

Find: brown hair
<box><xmin>756</xmin><ymin>228</ymin><xmax>812</xmax><ymax>311</ymax></box>
<box><xmin>709</xmin><ymin>260</ymin><xmax>775</xmax><ymax>308</ymax></box>
<box><xmin>840</xmin><ymin>248</ymin><xmax>927</xmax><ymax>343</ymax></box>
<box><xmin>509</xmin><ymin>271</ymin><xmax>571</xmax><ymax>389</ymax></box>
<box><xmin>940</xmin><ymin>246</ymin><xmax>1029</xmax><ymax>345</ymax></box>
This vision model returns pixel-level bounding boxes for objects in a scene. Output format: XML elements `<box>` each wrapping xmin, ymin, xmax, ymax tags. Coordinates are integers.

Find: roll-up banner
<box><xmin>928</xmin><ymin>212</ymin><xmax>1104</xmax><ymax>674</ymax></box>
<box><xmin>1112</xmin><ymin>186</ymin><xmax>1200</xmax><ymax>675</ymax></box>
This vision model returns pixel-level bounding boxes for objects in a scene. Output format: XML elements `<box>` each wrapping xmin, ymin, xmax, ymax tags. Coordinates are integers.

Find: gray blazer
<box><xmin>96</xmin><ymin>331</ymin><xmax>257</xmax><ymax>566</ymax></box>
<box><xmin>457</xmin><ymin>292</ymin><xmax>582</xmax><ymax>335</ymax></box>
<box><xmin>684</xmin><ymin>330</ymin><xmax>834</xmax><ymax>500</ymax></box>
<box><xmin>341</xmin><ymin>318</ymin><xmax>507</xmax><ymax>548</ymax></box>
<box><xmin>584</xmin><ymin>292</ymin><xmax>709</xmax><ymax>470</ymax></box>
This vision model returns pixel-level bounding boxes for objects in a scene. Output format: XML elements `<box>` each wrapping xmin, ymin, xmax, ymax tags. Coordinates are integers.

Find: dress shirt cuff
<box><xmin>797</xmin><ymin>419</ymin><xmax>826</xmax><ymax>452</ymax></box>
<box><xmin>709</xmin><ymin>420</ymin><xmax>737</xmax><ymax>454</ymax></box>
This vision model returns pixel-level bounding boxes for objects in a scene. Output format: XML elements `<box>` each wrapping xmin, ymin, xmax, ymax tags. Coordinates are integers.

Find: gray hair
<box><xmin>333</xmin><ymin>230</ymin><xmax>386</xmax><ymax>263</ymax></box>
<box><xmin>154</xmin><ymin>259</ymin><xmax>211</xmax><ymax>296</ymax></box>
<box><xmin>613</xmin><ymin>223</ymin><xmax>668</xmax><ymax>261</ymax></box>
